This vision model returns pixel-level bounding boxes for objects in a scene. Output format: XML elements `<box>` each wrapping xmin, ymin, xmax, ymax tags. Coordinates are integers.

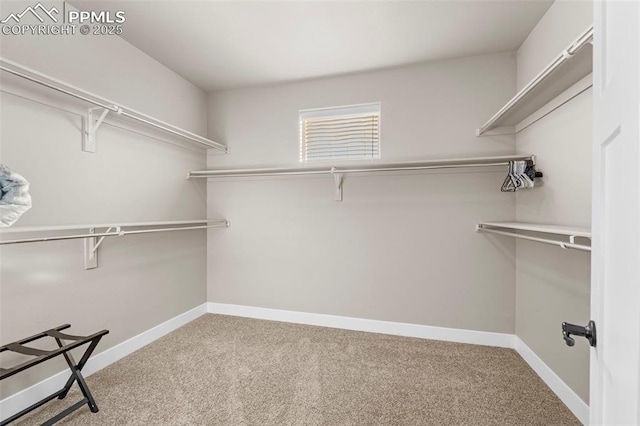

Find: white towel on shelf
<box><xmin>0</xmin><ymin>164</ymin><xmax>32</xmax><ymax>227</ymax></box>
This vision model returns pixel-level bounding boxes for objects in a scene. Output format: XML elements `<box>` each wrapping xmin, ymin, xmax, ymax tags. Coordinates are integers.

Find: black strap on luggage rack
<box><xmin>0</xmin><ymin>325</ymin><xmax>109</xmax><ymax>426</ymax></box>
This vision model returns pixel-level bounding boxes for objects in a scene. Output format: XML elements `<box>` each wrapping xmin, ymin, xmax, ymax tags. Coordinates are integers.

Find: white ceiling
<box><xmin>72</xmin><ymin>0</ymin><xmax>553</xmax><ymax>92</ymax></box>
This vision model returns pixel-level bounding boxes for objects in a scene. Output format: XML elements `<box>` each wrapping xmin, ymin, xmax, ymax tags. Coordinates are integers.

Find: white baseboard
<box><xmin>515</xmin><ymin>337</ymin><xmax>589</xmax><ymax>425</ymax></box>
<box><xmin>207</xmin><ymin>302</ymin><xmax>515</xmax><ymax>348</ymax></box>
<box><xmin>0</xmin><ymin>303</ymin><xmax>207</xmax><ymax>421</ymax></box>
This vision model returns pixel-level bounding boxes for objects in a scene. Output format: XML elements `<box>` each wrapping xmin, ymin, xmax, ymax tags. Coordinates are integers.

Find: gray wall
<box><xmin>515</xmin><ymin>0</ymin><xmax>593</xmax><ymax>403</ymax></box>
<box><xmin>206</xmin><ymin>53</ymin><xmax>519</xmax><ymax>333</ymax></box>
<box><xmin>0</xmin><ymin>2</ymin><xmax>209</xmax><ymax>398</ymax></box>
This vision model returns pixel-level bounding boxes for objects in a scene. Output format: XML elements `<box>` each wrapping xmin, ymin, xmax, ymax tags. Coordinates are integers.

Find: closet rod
<box><xmin>0</xmin><ymin>222</ymin><xmax>229</xmax><ymax>246</ymax></box>
<box><xmin>476</xmin><ymin>25</ymin><xmax>593</xmax><ymax>136</ymax></box>
<box><xmin>188</xmin><ymin>154</ymin><xmax>535</xmax><ymax>178</ymax></box>
<box><xmin>477</xmin><ymin>227</ymin><xmax>591</xmax><ymax>252</ymax></box>
<box><xmin>0</xmin><ymin>57</ymin><xmax>228</xmax><ymax>153</ymax></box>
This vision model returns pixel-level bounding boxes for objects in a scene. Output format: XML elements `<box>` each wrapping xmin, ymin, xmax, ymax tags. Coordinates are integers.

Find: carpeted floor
<box><xmin>13</xmin><ymin>314</ymin><xmax>580</xmax><ymax>425</ymax></box>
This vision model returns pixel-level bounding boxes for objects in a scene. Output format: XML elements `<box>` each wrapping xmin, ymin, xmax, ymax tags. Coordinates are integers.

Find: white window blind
<box><xmin>299</xmin><ymin>103</ymin><xmax>380</xmax><ymax>162</ymax></box>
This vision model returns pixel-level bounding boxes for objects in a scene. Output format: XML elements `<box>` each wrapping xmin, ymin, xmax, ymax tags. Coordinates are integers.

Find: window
<box><xmin>299</xmin><ymin>103</ymin><xmax>380</xmax><ymax>162</ymax></box>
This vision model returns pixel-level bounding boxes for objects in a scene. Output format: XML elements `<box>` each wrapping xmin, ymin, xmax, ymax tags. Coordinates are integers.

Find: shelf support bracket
<box><xmin>83</xmin><ymin>106</ymin><xmax>121</xmax><ymax>153</ymax></box>
<box><xmin>84</xmin><ymin>226</ymin><xmax>123</xmax><ymax>269</ymax></box>
<box><xmin>90</xmin><ymin>227</ymin><xmax>121</xmax><ymax>254</ymax></box>
<box><xmin>331</xmin><ymin>168</ymin><xmax>343</xmax><ymax>201</ymax></box>
<box><xmin>83</xmin><ymin>228</ymin><xmax>98</xmax><ymax>270</ymax></box>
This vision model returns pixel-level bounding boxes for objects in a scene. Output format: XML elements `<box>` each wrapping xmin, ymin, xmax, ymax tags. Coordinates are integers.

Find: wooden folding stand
<box><xmin>0</xmin><ymin>325</ymin><xmax>109</xmax><ymax>425</ymax></box>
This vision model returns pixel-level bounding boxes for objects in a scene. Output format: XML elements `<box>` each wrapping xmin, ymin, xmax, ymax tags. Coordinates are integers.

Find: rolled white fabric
<box><xmin>0</xmin><ymin>164</ymin><xmax>32</xmax><ymax>227</ymax></box>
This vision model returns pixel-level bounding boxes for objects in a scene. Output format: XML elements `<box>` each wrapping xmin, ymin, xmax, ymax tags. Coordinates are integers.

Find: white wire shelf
<box><xmin>0</xmin><ymin>219</ymin><xmax>229</xmax><ymax>269</ymax></box>
<box><xmin>189</xmin><ymin>155</ymin><xmax>536</xmax><ymax>178</ymax></box>
<box><xmin>191</xmin><ymin>155</ymin><xmax>539</xmax><ymax>197</ymax></box>
<box><xmin>0</xmin><ymin>219</ymin><xmax>226</xmax><ymax>234</ymax></box>
<box><xmin>190</xmin><ymin>155</ymin><xmax>540</xmax><ymax>201</ymax></box>
<box><xmin>0</xmin><ymin>219</ymin><xmax>229</xmax><ymax>245</ymax></box>
<box><xmin>478</xmin><ymin>221</ymin><xmax>591</xmax><ymax>238</ymax></box>
<box><xmin>477</xmin><ymin>221</ymin><xmax>591</xmax><ymax>252</ymax></box>
<box><xmin>0</xmin><ymin>57</ymin><xmax>228</xmax><ymax>153</ymax></box>
<box><xmin>476</xmin><ymin>26</ymin><xmax>593</xmax><ymax>136</ymax></box>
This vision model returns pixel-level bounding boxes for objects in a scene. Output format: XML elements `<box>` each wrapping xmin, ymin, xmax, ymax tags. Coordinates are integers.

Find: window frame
<box><xmin>299</xmin><ymin>102</ymin><xmax>381</xmax><ymax>163</ymax></box>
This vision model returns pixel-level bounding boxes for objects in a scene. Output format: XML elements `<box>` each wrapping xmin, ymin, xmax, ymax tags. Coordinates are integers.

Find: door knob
<box><xmin>562</xmin><ymin>320</ymin><xmax>596</xmax><ymax>347</ymax></box>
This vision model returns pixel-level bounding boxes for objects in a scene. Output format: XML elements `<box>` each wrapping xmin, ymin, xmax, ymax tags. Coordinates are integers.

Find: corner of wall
<box><xmin>513</xmin><ymin>0</ymin><xmax>593</xmax><ymax>410</ymax></box>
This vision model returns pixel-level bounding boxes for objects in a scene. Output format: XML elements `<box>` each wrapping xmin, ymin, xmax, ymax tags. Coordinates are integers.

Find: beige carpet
<box><xmin>14</xmin><ymin>314</ymin><xmax>580</xmax><ymax>425</ymax></box>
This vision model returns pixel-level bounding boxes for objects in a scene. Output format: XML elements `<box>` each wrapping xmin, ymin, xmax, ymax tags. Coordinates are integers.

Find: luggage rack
<box><xmin>0</xmin><ymin>325</ymin><xmax>109</xmax><ymax>426</ymax></box>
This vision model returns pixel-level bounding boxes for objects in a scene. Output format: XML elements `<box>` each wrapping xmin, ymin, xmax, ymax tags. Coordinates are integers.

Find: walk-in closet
<box><xmin>1</xmin><ymin>0</ymin><xmax>639</xmax><ymax>425</ymax></box>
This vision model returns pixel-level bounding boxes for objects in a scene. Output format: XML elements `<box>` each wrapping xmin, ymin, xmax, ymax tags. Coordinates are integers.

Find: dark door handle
<box><xmin>562</xmin><ymin>320</ymin><xmax>596</xmax><ymax>347</ymax></box>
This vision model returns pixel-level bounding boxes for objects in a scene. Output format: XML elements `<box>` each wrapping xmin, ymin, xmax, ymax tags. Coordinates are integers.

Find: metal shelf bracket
<box><xmin>83</xmin><ymin>228</ymin><xmax>98</xmax><ymax>269</ymax></box>
<box><xmin>90</xmin><ymin>226</ymin><xmax>122</xmax><ymax>253</ymax></box>
<box><xmin>83</xmin><ymin>226</ymin><xmax>124</xmax><ymax>269</ymax></box>
<box><xmin>83</xmin><ymin>106</ymin><xmax>121</xmax><ymax>153</ymax></box>
<box><xmin>331</xmin><ymin>167</ymin><xmax>344</xmax><ymax>201</ymax></box>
